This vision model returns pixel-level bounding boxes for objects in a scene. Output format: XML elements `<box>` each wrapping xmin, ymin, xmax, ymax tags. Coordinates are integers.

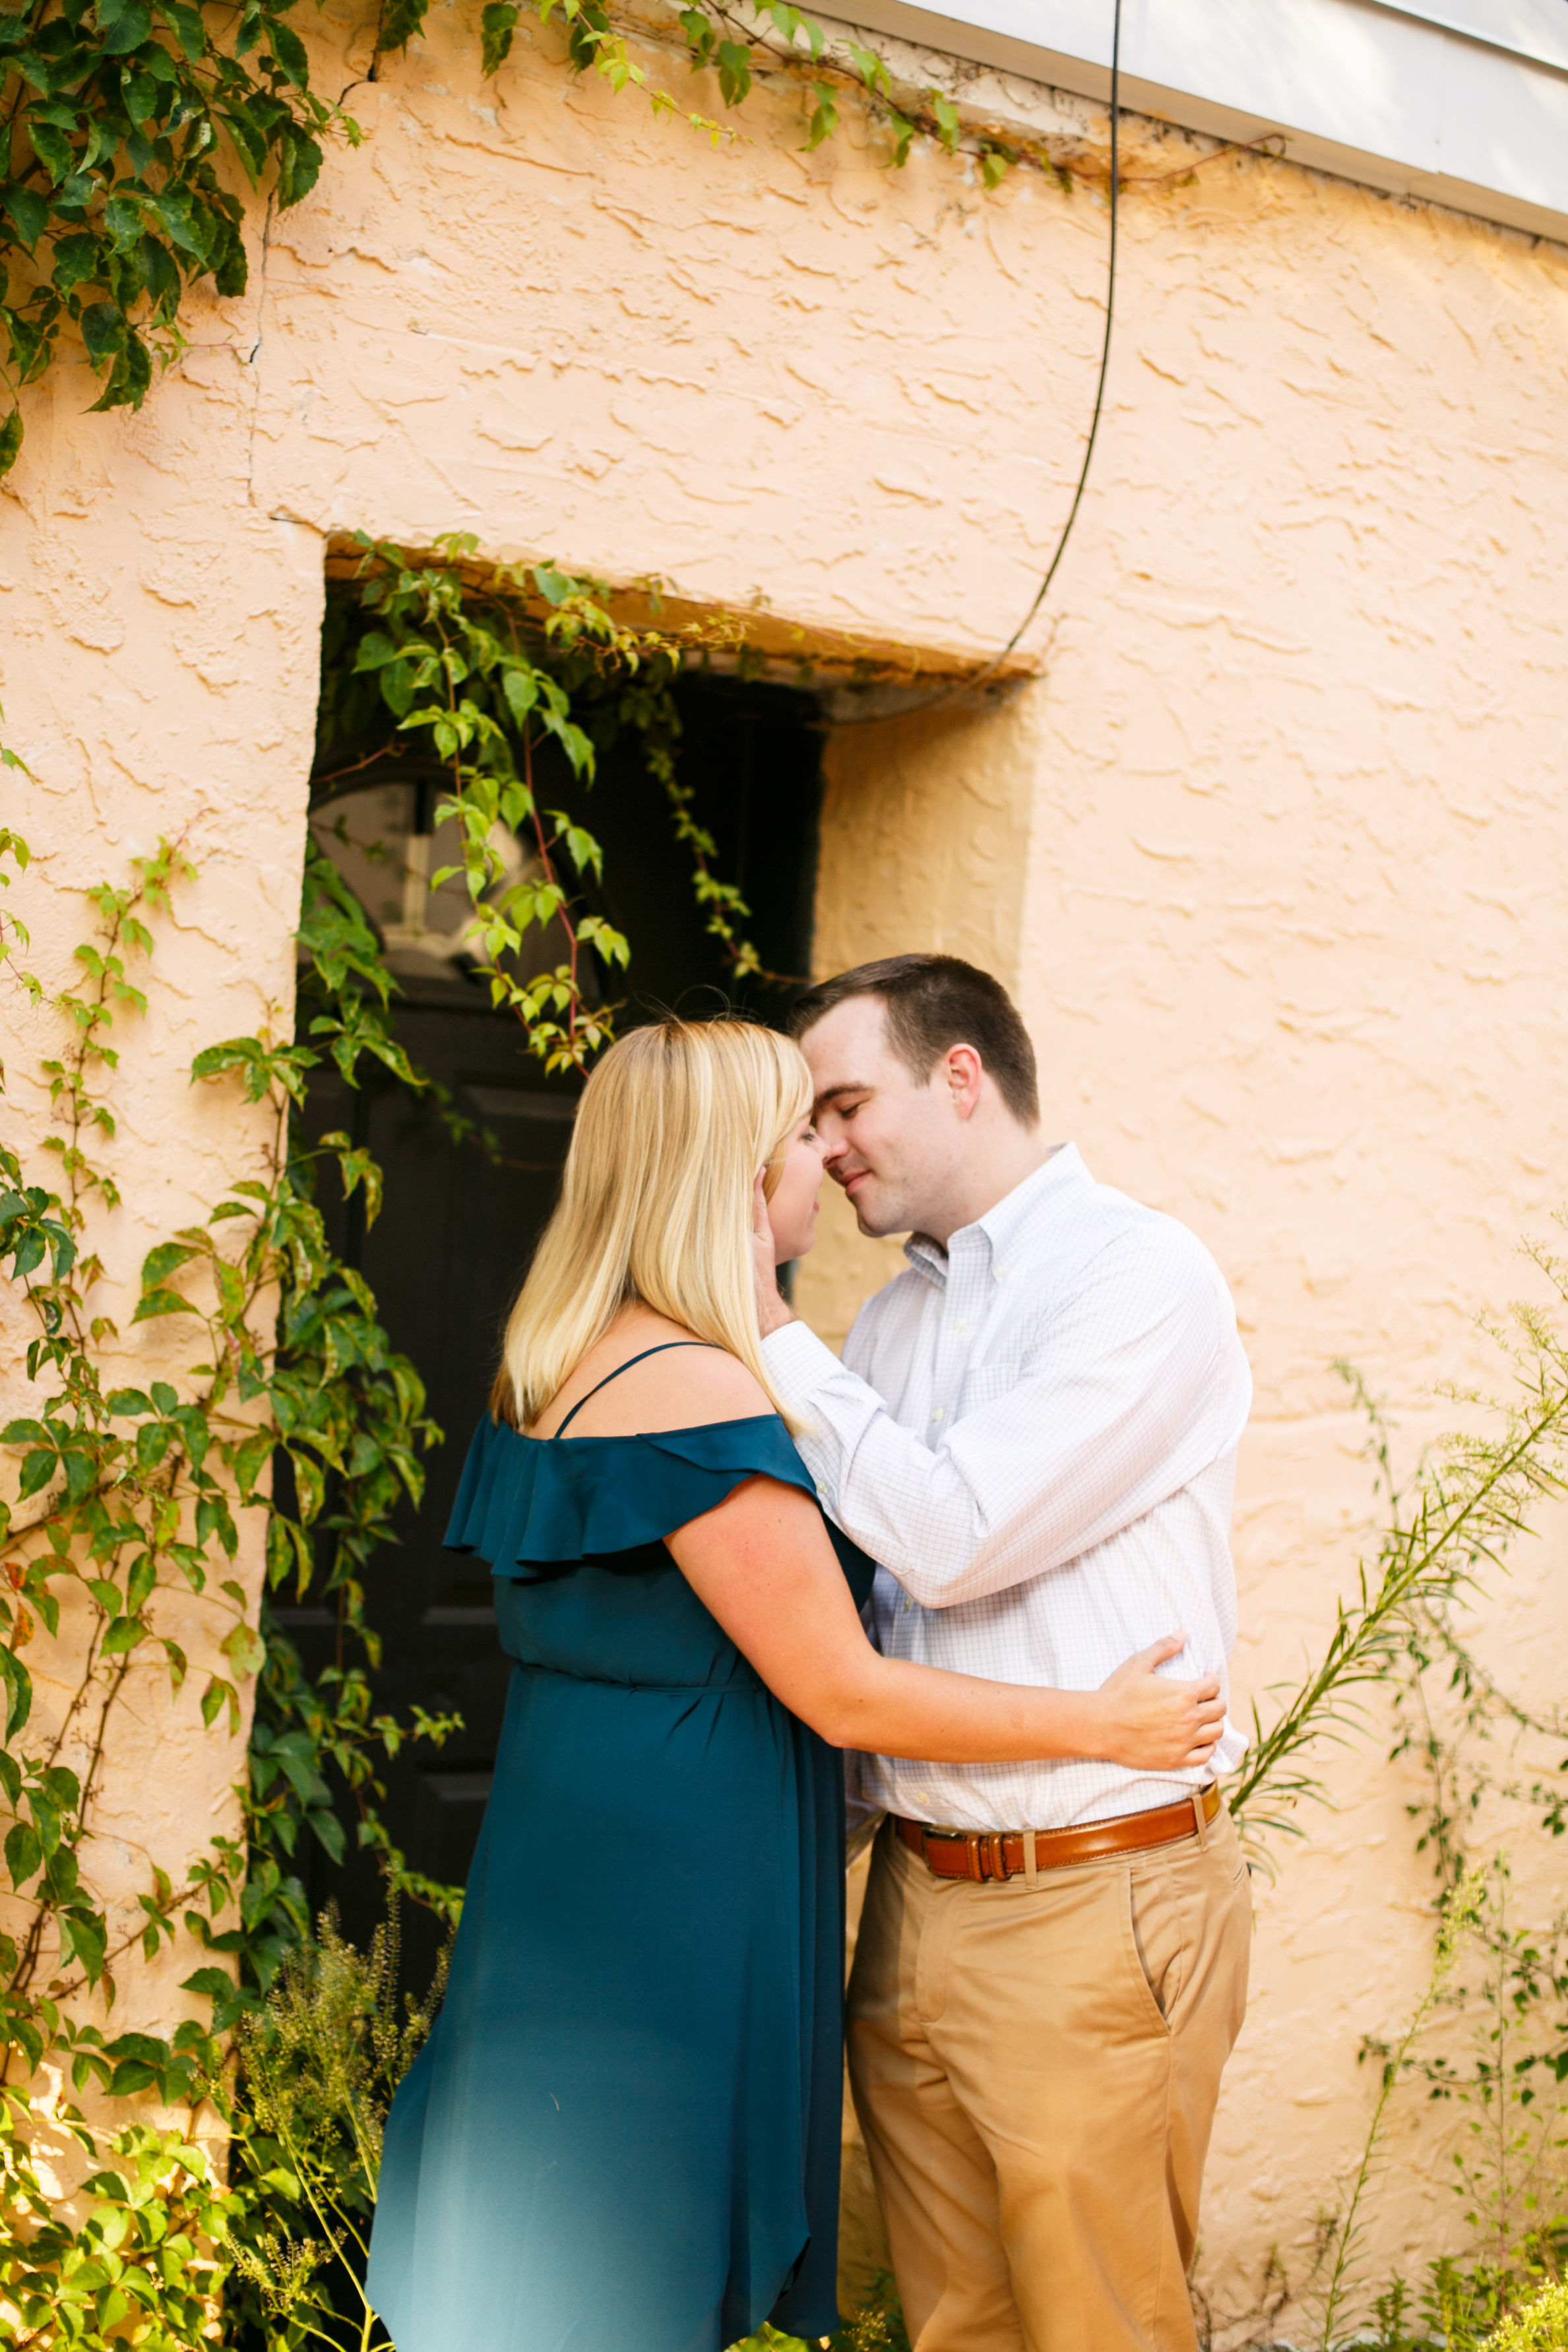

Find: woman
<box><xmin>367</xmin><ymin>1019</ymin><xmax>1224</xmax><ymax>2352</ymax></box>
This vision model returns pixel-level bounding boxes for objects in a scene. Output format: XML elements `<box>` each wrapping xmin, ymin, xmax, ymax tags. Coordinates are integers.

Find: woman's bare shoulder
<box><xmin>543</xmin><ymin>1341</ymin><xmax>772</xmax><ymax>1439</ymax></box>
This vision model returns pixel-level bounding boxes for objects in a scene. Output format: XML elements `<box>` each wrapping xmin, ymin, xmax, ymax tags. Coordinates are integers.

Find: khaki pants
<box><xmin>846</xmin><ymin>1804</ymin><xmax>1252</xmax><ymax>2352</ymax></box>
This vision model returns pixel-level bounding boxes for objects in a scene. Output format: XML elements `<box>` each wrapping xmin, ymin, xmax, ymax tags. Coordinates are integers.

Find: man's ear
<box><xmin>944</xmin><ymin>1044</ymin><xmax>985</xmax><ymax>1120</ymax></box>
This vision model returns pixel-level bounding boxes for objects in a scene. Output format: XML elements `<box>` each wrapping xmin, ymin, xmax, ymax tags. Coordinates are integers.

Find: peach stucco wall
<box><xmin>4</xmin><ymin>0</ymin><xmax>1568</xmax><ymax>2305</ymax></box>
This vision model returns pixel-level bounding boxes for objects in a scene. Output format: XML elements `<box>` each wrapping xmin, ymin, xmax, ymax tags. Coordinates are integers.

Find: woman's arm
<box><xmin>666</xmin><ymin>1474</ymin><xmax>1225</xmax><ymax>1771</ymax></box>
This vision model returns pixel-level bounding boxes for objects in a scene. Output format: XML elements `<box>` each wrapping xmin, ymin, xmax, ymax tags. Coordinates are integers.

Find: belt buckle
<box><xmin>960</xmin><ymin>1831</ymin><xmax>1010</xmax><ymax>1882</ymax></box>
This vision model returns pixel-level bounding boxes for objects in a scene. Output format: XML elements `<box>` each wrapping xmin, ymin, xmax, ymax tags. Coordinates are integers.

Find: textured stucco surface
<box><xmin>0</xmin><ymin>480</ymin><xmax>321</xmax><ymax>2149</ymax></box>
<box><xmin>3</xmin><ymin>0</ymin><xmax>1567</xmax><ymax>2297</ymax></box>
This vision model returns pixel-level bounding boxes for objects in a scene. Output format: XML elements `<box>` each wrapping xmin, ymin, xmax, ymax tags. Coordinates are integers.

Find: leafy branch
<box><xmin>0</xmin><ymin>0</ymin><xmax>360</xmax><ymax>473</ymax></box>
<box><xmin>318</xmin><ymin>531</ymin><xmax>774</xmax><ymax>1069</ymax></box>
<box><xmin>1232</xmin><ymin>1251</ymin><xmax>1568</xmax><ymax>1866</ymax></box>
<box><xmin>0</xmin><ymin>0</ymin><xmax>1083</xmax><ymax>484</ymax></box>
<box><xmin>0</xmin><ymin>810</ymin><xmax>461</xmax><ymax>2341</ymax></box>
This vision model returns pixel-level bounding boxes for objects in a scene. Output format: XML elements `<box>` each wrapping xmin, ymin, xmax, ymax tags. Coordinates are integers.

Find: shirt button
<box><xmin>902</xmin><ymin>1595</ymin><xmax>915</xmax><ymax>1612</ymax></box>
<box><xmin>955</xmin><ymin>1320</ymin><xmax>968</xmax><ymax>1335</ymax></box>
<box><xmin>931</xmin><ymin>1407</ymin><xmax>943</xmax><ymax>1421</ymax></box>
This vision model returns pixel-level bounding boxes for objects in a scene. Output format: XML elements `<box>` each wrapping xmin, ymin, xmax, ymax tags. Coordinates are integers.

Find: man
<box><xmin>755</xmin><ymin>953</ymin><xmax>1253</xmax><ymax>2352</ymax></box>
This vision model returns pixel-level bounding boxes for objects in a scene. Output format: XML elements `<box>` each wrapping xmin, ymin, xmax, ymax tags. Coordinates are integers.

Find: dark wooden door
<box><xmin>280</xmin><ymin>674</ymin><xmax>823</xmax><ymax>1987</ymax></box>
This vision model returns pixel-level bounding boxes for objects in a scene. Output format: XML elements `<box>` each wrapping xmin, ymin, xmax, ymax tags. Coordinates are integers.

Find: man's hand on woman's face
<box><xmin>753</xmin><ymin>1170</ymin><xmax>797</xmax><ymax>1338</ymax></box>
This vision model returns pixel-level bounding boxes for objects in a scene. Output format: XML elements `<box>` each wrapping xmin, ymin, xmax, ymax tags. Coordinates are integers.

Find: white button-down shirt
<box><xmin>762</xmin><ymin>1145</ymin><xmax>1252</xmax><ymax>1833</ymax></box>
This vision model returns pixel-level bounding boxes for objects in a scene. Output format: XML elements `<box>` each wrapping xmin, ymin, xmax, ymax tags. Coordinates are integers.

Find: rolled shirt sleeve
<box><xmin>765</xmin><ymin>1228</ymin><xmax>1247</xmax><ymax>1612</ymax></box>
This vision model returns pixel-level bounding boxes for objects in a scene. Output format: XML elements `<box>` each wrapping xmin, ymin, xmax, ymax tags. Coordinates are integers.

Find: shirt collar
<box><xmin>902</xmin><ymin>1143</ymin><xmax>1087</xmax><ymax>1290</ymax></box>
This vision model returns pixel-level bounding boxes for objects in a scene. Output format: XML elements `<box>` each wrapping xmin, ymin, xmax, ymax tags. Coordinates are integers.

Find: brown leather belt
<box><xmin>895</xmin><ymin>1783</ymin><xmax>1222</xmax><ymax>1883</ymax></box>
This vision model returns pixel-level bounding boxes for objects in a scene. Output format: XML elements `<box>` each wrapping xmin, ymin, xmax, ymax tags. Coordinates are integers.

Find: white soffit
<box><xmin>843</xmin><ymin>0</ymin><xmax>1568</xmax><ymax>243</ymax></box>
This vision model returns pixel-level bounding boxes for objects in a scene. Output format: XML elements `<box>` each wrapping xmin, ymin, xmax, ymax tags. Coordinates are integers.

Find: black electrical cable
<box><xmin>834</xmin><ymin>0</ymin><xmax>1122</xmax><ymax>724</ymax></box>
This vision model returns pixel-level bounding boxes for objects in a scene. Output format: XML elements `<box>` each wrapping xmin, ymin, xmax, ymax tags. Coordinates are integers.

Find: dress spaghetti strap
<box><xmin>553</xmin><ymin>1342</ymin><xmax>720</xmax><ymax>1438</ymax></box>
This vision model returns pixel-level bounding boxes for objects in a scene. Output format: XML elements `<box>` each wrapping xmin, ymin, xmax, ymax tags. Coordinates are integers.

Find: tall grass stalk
<box><xmin>1317</xmin><ymin>1870</ymin><xmax>1480</xmax><ymax>2349</ymax></box>
<box><xmin>1232</xmin><ymin>1239</ymin><xmax>1568</xmax><ymax>1868</ymax></box>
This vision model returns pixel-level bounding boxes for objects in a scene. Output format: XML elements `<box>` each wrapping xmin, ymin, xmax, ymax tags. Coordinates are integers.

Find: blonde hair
<box><xmin>492</xmin><ymin>1017</ymin><xmax>813</xmax><ymax>1434</ymax></box>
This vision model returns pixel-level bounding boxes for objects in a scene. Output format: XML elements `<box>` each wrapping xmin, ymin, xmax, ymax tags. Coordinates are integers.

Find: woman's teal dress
<box><xmin>366</xmin><ymin>1382</ymin><xmax>875</xmax><ymax>2352</ymax></box>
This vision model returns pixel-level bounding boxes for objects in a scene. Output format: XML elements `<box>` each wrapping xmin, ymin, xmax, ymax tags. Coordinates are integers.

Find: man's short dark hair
<box><xmin>790</xmin><ymin>953</ymin><xmax>1040</xmax><ymax>1128</ymax></box>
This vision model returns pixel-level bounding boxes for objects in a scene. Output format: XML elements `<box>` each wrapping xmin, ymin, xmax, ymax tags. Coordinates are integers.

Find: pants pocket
<box><xmin>1122</xmin><ymin>1864</ymin><xmax>1186</xmax><ymax>2033</ymax></box>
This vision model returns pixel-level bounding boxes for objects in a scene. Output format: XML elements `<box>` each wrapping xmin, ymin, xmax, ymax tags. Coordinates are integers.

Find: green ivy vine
<box><xmin>0</xmin><ymin>0</ymin><xmax>1058</xmax><ymax>480</ymax></box>
<box><xmin>0</xmin><ymin>810</ymin><xmax>462</xmax><ymax>2343</ymax></box>
<box><xmin>0</xmin><ymin>542</ymin><xmax>779</xmax><ymax>2345</ymax></box>
<box><xmin>318</xmin><ymin>531</ymin><xmax>770</xmax><ymax>1064</ymax></box>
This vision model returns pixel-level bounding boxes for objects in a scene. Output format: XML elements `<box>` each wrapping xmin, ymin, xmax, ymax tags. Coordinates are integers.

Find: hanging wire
<box><xmin>834</xmin><ymin>0</ymin><xmax>1123</xmax><ymax>726</ymax></box>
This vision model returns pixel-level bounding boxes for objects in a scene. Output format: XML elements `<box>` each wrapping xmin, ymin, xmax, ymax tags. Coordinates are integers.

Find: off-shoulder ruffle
<box><xmin>445</xmin><ymin>1413</ymin><xmax>817</xmax><ymax>1575</ymax></box>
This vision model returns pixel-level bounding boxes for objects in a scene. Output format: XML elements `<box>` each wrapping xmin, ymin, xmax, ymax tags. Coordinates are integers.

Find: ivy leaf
<box><xmin>200</xmin><ymin>1675</ymin><xmax>240</xmax><ymax>1734</ymax></box>
<box><xmin>2</xmin><ymin>186</ymin><xmax>49</xmax><ymax>251</ymax></box>
<box><xmin>480</xmin><ymin>0</ymin><xmax>518</xmax><ymax>72</ymax></box>
<box><xmin>716</xmin><ymin>38</ymin><xmax>751</xmax><ymax>105</ymax></box>
<box><xmin>102</xmin><ymin>1614</ymin><xmax>148</xmax><ymax>1656</ymax></box>
<box><xmin>549</xmin><ymin>816</ymin><xmax>604</xmax><ymax>880</ymax></box>
<box><xmin>566</xmin><ymin>0</ymin><xmax>609</xmax><ymax>70</ymax></box>
<box><xmin>51</xmin><ymin>234</ymin><xmax>103</xmax><ymax>299</ymax></box>
<box><xmin>28</xmin><ymin>121</ymin><xmax>75</xmax><ymax>183</ymax></box>
<box><xmin>41</xmin><ymin>1762</ymin><xmax>81</xmax><ymax>1811</ymax></box>
<box><xmin>804</xmin><ymin>81</ymin><xmax>837</xmax><ymax>149</ymax></box>
<box><xmin>158</xmin><ymin>1</ymin><xmax>207</xmax><ymax>61</ymax></box>
<box><xmin>308</xmin><ymin>1806</ymin><xmax>346</xmax><ymax>1862</ymax></box>
<box><xmin>5</xmin><ymin>1822</ymin><xmax>41</xmax><ymax>1888</ymax></box>
<box><xmin>848</xmin><ymin>42</ymin><xmax>887</xmax><ymax>94</ymax></box>
<box><xmin>133</xmin><ymin>1287</ymin><xmax>197</xmax><ymax>1321</ymax></box>
<box><xmin>98</xmin><ymin>0</ymin><xmax>154</xmax><ymax>53</ymax></box>
<box><xmin>0</xmin><ymin>410</ymin><xmax>21</xmax><ymax>478</ymax></box>
<box><xmin>267</xmin><ymin>20</ymin><xmax>308</xmax><ymax>85</ymax></box>
<box><xmin>221</xmin><ymin>1620</ymin><xmax>267</xmax><ymax>1680</ymax></box>
<box><xmin>929</xmin><ymin>89</ymin><xmax>959</xmax><ymax>152</ymax></box>
<box><xmin>980</xmin><ymin>146</ymin><xmax>1009</xmax><ymax>189</ymax></box>
<box><xmin>79</xmin><ymin>300</ymin><xmax>128</xmax><ymax>369</ymax></box>
<box><xmin>218</xmin><ymin>101</ymin><xmax>268</xmax><ymax>183</ymax></box>
<box><xmin>533</xmin><ymin>561</ymin><xmax>575</xmax><ymax>605</ymax></box>
<box><xmin>274</xmin><ymin>123</ymin><xmax>323</xmax><ymax>209</ymax></box>
<box><xmin>575</xmin><ymin>913</ymin><xmax>630</xmax><ymax>970</ymax></box>
<box><xmin>0</xmin><ymin>1650</ymin><xmax>31</xmax><ymax>1740</ymax></box>
<box><xmin>181</xmin><ymin>1966</ymin><xmax>234</xmax><ymax>2000</ymax></box>
<box><xmin>679</xmin><ymin>6</ymin><xmax>715</xmax><ymax>65</ymax></box>
<box><xmin>377</xmin><ymin>0</ymin><xmax>429</xmax><ymax>49</ymax></box>
<box><xmin>350</xmin><ymin>631</ymin><xmax>403</xmax><ymax>673</ymax></box>
<box><xmin>18</xmin><ymin>1449</ymin><xmax>59</xmax><ymax>1500</ymax></box>
<box><xmin>57</xmin><ymin>1905</ymin><xmax>108</xmax><ymax>1981</ymax></box>
<box><xmin>196</xmin><ymin>1494</ymin><xmax>238</xmax><ymax>1558</ymax></box>
<box><xmin>500</xmin><ymin>666</ymin><xmax>540</xmax><ymax>728</ymax></box>
<box><xmin>106</xmin><ymin>2056</ymin><xmax>158</xmax><ymax>2095</ymax></box>
<box><xmin>142</xmin><ymin>1242</ymin><xmax>199</xmax><ymax>1289</ymax></box>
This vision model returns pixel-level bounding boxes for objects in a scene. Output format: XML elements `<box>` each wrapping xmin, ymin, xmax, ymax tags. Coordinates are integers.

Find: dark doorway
<box><xmin>280</xmin><ymin>672</ymin><xmax>824</xmax><ymax>1990</ymax></box>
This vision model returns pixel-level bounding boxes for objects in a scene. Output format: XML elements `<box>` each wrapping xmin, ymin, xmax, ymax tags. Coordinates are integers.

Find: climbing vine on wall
<box><xmin>0</xmin><ymin>546</ymin><xmax>780</xmax><ymax>2342</ymax></box>
<box><xmin>0</xmin><ymin>0</ymin><xmax>1040</xmax><ymax>479</ymax></box>
<box><xmin>318</xmin><ymin>531</ymin><xmax>770</xmax><ymax>1066</ymax></box>
<box><xmin>0</xmin><ymin>809</ymin><xmax>468</xmax><ymax>2340</ymax></box>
